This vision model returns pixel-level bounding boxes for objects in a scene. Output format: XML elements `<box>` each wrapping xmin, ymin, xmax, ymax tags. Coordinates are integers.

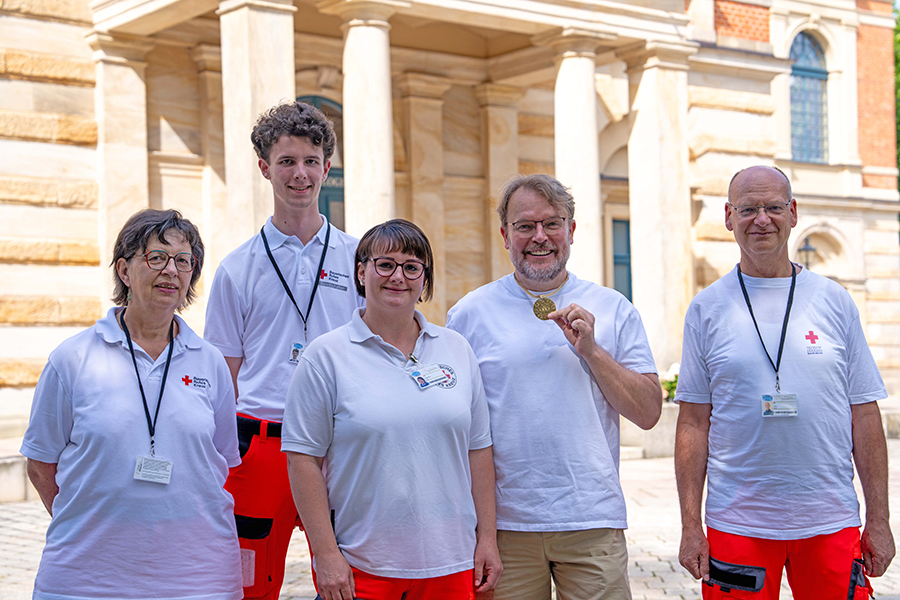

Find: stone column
<box><xmin>476</xmin><ymin>83</ymin><xmax>523</xmax><ymax>282</ymax></box>
<box><xmin>217</xmin><ymin>0</ymin><xmax>297</xmax><ymax>241</ymax></box>
<box><xmin>398</xmin><ymin>73</ymin><xmax>451</xmax><ymax>323</ymax></box>
<box><xmin>686</xmin><ymin>0</ymin><xmax>716</xmax><ymax>43</ymax></box>
<box><xmin>191</xmin><ymin>44</ymin><xmax>228</xmax><ymax>292</ymax></box>
<box><xmin>87</xmin><ymin>32</ymin><xmax>154</xmax><ymax>308</ymax></box>
<box><xmin>319</xmin><ymin>0</ymin><xmax>406</xmax><ymax>236</ymax></box>
<box><xmin>536</xmin><ymin>28</ymin><xmax>610</xmax><ymax>285</ymax></box>
<box><xmin>618</xmin><ymin>40</ymin><xmax>698</xmax><ymax>372</ymax></box>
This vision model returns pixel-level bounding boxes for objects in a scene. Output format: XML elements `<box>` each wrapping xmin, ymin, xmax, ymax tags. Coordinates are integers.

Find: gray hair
<box><xmin>496</xmin><ymin>174</ymin><xmax>576</xmax><ymax>225</ymax></box>
<box><xmin>110</xmin><ymin>209</ymin><xmax>204</xmax><ymax>309</ymax></box>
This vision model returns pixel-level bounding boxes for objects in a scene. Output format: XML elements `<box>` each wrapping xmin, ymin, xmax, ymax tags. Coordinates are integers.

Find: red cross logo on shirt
<box><xmin>805</xmin><ymin>331</ymin><xmax>819</xmax><ymax>344</ymax></box>
<box><xmin>320</xmin><ymin>269</ymin><xmax>328</xmax><ymax>279</ymax></box>
<box><xmin>182</xmin><ymin>375</ymin><xmax>192</xmax><ymax>386</ymax></box>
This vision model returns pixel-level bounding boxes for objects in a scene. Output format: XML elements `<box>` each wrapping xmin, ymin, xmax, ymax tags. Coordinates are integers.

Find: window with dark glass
<box><xmin>612</xmin><ymin>219</ymin><xmax>632</xmax><ymax>301</ymax></box>
<box><xmin>789</xmin><ymin>32</ymin><xmax>828</xmax><ymax>163</ymax></box>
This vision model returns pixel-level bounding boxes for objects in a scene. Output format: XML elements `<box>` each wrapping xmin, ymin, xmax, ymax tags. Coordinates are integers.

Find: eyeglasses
<box><xmin>368</xmin><ymin>257</ymin><xmax>427</xmax><ymax>280</ymax></box>
<box><xmin>508</xmin><ymin>217</ymin><xmax>567</xmax><ymax>235</ymax></box>
<box><xmin>142</xmin><ymin>250</ymin><xmax>196</xmax><ymax>272</ymax></box>
<box><xmin>728</xmin><ymin>202</ymin><xmax>791</xmax><ymax>220</ymax></box>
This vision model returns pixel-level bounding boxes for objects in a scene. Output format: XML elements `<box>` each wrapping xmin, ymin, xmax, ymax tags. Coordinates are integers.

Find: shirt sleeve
<box><xmin>845</xmin><ymin>310</ymin><xmax>887</xmax><ymax>405</ymax></box>
<box><xmin>211</xmin><ymin>355</ymin><xmax>240</xmax><ymax>468</ymax></box>
<box><xmin>674</xmin><ymin>310</ymin><xmax>712</xmax><ymax>404</ymax></box>
<box><xmin>204</xmin><ymin>266</ymin><xmax>245</xmax><ymax>358</ymax></box>
<box><xmin>20</xmin><ymin>359</ymin><xmax>74</xmax><ymax>463</ymax></box>
<box><xmin>281</xmin><ymin>355</ymin><xmax>335</xmax><ymax>457</ymax></box>
<box><xmin>465</xmin><ymin>342</ymin><xmax>492</xmax><ymax>450</ymax></box>
<box><xmin>613</xmin><ymin>304</ymin><xmax>658</xmax><ymax>375</ymax></box>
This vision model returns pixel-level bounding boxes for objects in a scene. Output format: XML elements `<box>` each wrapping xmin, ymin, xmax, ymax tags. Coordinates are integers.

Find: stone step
<box><xmin>0</xmin><ymin>437</ymin><xmax>36</xmax><ymax>503</ymax></box>
<box><xmin>621</xmin><ymin>445</ymin><xmax>644</xmax><ymax>460</ymax></box>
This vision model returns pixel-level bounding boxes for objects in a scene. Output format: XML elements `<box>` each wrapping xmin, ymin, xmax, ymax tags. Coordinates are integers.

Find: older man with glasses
<box><xmin>675</xmin><ymin>165</ymin><xmax>895</xmax><ymax>599</ymax></box>
<box><xmin>447</xmin><ymin>173</ymin><xmax>662</xmax><ymax>600</ymax></box>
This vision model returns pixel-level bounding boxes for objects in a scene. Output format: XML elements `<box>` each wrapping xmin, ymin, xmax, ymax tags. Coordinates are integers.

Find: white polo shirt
<box><xmin>21</xmin><ymin>308</ymin><xmax>242</xmax><ymax>600</ymax></box>
<box><xmin>677</xmin><ymin>266</ymin><xmax>887</xmax><ymax>540</ymax></box>
<box><xmin>446</xmin><ymin>273</ymin><xmax>657</xmax><ymax>532</ymax></box>
<box><xmin>205</xmin><ymin>216</ymin><xmax>363</xmax><ymax>422</ymax></box>
<box><xmin>282</xmin><ymin>309</ymin><xmax>492</xmax><ymax>578</ymax></box>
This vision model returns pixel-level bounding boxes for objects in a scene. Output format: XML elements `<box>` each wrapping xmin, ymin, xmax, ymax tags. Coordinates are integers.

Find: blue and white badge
<box><xmin>134</xmin><ymin>455</ymin><xmax>173</xmax><ymax>484</ymax></box>
<box><xmin>761</xmin><ymin>393</ymin><xmax>798</xmax><ymax>417</ymax></box>
<box><xmin>410</xmin><ymin>364</ymin><xmax>452</xmax><ymax>390</ymax></box>
<box><xmin>288</xmin><ymin>342</ymin><xmax>303</xmax><ymax>363</ymax></box>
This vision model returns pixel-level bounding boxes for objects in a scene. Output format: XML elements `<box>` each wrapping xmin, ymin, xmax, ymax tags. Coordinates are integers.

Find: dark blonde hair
<box><xmin>496</xmin><ymin>173</ymin><xmax>575</xmax><ymax>225</ymax></box>
<box><xmin>355</xmin><ymin>219</ymin><xmax>434</xmax><ymax>302</ymax></box>
<box><xmin>251</xmin><ymin>101</ymin><xmax>336</xmax><ymax>162</ymax></box>
<box><xmin>110</xmin><ymin>209</ymin><xmax>204</xmax><ymax>309</ymax></box>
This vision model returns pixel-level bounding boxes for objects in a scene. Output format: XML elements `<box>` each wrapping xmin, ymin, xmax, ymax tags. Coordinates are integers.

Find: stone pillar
<box><xmin>87</xmin><ymin>32</ymin><xmax>154</xmax><ymax>308</ymax></box>
<box><xmin>398</xmin><ymin>73</ymin><xmax>451</xmax><ymax>323</ymax></box>
<box><xmin>319</xmin><ymin>0</ymin><xmax>406</xmax><ymax>236</ymax></box>
<box><xmin>191</xmin><ymin>44</ymin><xmax>228</xmax><ymax>294</ymax></box>
<box><xmin>618</xmin><ymin>40</ymin><xmax>698</xmax><ymax>372</ymax></box>
<box><xmin>536</xmin><ymin>29</ymin><xmax>610</xmax><ymax>285</ymax></box>
<box><xmin>686</xmin><ymin>0</ymin><xmax>716</xmax><ymax>43</ymax></box>
<box><xmin>217</xmin><ymin>0</ymin><xmax>297</xmax><ymax>241</ymax></box>
<box><xmin>476</xmin><ymin>83</ymin><xmax>523</xmax><ymax>282</ymax></box>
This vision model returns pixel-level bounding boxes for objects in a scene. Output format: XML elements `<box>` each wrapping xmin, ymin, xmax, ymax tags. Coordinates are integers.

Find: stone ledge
<box><xmin>0</xmin><ymin>109</ymin><xmax>97</xmax><ymax>146</ymax></box>
<box><xmin>518</xmin><ymin>113</ymin><xmax>553</xmax><ymax>137</ymax></box>
<box><xmin>518</xmin><ymin>160</ymin><xmax>554</xmax><ymax>176</ymax></box>
<box><xmin>690</xmin><ymin>133</ymin><xmax>776</xmax><ymax>160</ymax></box>
<box><xmin>0</xmin><ymin>48</ymin><xmax>95</xmax><ymax>86</ymax></box>
<box><xmin>0</xmin><ymin>237</ymin><xmax>99</xmax><ymax>265</ymax></box>
<box><xmin>694</xmin><ymin>221</ymin><xmax>733</xmax><ymax>242</ymax></box>
<box><xmin>689</xmin><ymin>87</ymin><xmax>775</xmax><ymax>115</ymax></box>
<box><xmin>0</xmin><ymin>0</ymin><xmax>92</xmax><ymax>22</ymax></box>
<box><xmin>0</xmin><ymin>455</ymin><xmax>37</xmax><ymax>503</ymax></box>
<box><xmin>0</xmin><ymin>175</ymin><xmax>97</xmax><ymax>208</ymax></box>
<box><xmin>0</xmin><ymin>358</ymin><xmax>45</xmax><ymax>387</ymax></box>
<box><xmin>0</xmin><ymin>295</ymin><xmax>101</xmax><ymax>326</ymax></box>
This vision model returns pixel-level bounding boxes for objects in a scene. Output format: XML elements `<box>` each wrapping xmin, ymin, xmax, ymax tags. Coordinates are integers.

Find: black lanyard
<box><xmin>120</xmin><ymin>307</ymin><xmax>175</xmax><ymax>457</ymax></box>
<box><xmin>260</xmin><ymin>222</ymin><xmax>331</xmax><ymax>342</ymax></box>
<box><xmin>737</xmin><ymin>263</ymin><xmax>797</xmax><ymax>393</ymax></box>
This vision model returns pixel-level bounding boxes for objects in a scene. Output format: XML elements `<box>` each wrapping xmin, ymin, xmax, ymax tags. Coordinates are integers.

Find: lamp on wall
<box><xmin>798</xmin><ymin>236</ymin><xmax>816</xmax><ymax>268</ymax></box>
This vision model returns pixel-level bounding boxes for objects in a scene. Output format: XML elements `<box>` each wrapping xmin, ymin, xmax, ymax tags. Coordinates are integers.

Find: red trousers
<box><xmin>314</xmin><ymin>567</ymin><xmax>475</xmax><ymax>600</ymax></box>
<box><xmin>226</xmin><ymin>416</ymin><xmax>303</xmax><ymax>600</ymax></box>
<box><xmin>703</xmin><ymin>527</ymin><xmax>873</xmax><ymax>600</ymax></box>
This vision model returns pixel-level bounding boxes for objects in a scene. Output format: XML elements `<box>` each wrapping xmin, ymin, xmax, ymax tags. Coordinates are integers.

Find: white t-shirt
<box><xmin>676</xmin><ymin>265</ymin><xmax>887</xmax><ymax>540</ymax></box>
<box><xmin>281</xmin><ymin>309</ymin><xmax>492</xmax><ymax>578</ymax></box>
<box><xmin>21</xmin><ymin>308</ymin><xmax>242</xmax><ymax>600</ymax></box>
<box><xmin>205</xmin><ymin>216</ymin><xmax>363</xmax><ymax>422</ymax></box>
<box><xmin>446</xmin><ymin>273</ymin><xmax>657</xmax><ymax>532</ymax></box>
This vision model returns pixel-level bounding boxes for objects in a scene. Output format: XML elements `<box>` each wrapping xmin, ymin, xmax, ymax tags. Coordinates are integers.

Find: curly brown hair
<box><xmin>251</xmin><ymin>101</ymin><xmax>336</xmax><ymax>162</ymax></box>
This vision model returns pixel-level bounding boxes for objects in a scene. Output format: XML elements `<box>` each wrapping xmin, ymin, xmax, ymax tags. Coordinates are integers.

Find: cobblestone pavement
<box><xmin>4</xmin><ymin>440</ymin><xmax>900</xmax><ymax>599</ymax></box>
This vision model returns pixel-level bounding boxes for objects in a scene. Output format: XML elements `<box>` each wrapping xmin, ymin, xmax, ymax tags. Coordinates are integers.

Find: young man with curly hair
<box><xmin>205</xmin><ymin>101</ymin><xmax>363</xmax><ymax>600</ymax></box>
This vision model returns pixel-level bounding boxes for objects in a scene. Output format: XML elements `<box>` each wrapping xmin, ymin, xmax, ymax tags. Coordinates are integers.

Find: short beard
<box><xmin>511</xmin><ymin>244</ymin><xmax>569</xmax><ymax>283</ymax></box>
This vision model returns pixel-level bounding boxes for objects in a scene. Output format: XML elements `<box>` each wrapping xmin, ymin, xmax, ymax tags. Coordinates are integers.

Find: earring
<box><xmin>126</xmin><ymin>288</ymin><xmax>131</xmax><ymax>303</ymax></box>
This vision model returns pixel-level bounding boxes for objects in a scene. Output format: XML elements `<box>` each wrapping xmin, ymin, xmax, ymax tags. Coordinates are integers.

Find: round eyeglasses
<box><xmin>368</xmin><ymin>257</ymin><xmax>427</xmax><ymax>280</ymax></box>
<box><xmin>142</xmin><ymin>250</ymin><xmax>196</xmax><ymax>272</ymax></box>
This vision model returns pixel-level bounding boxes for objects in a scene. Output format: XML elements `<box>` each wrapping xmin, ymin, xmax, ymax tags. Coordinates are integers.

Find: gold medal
<box><xmin>514</xmin><ymin>274</ymin><xmax>569</xmax><ymax>321</ymax></box>
<box><xmin>532</xmin><ymin>297</ymin><xmax>556</xmax><ymax>320</ymax></box>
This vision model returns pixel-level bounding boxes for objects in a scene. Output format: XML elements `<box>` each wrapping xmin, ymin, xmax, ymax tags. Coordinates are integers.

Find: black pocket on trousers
<box><xmin>707</xmin><ymin>557</ymin><xmax>766</xmax><ymax>592</ymax></box>
<box><xmin>234</xmin><ymin>514</ymin><xmax>273</xmax><ymax>540</ymax></box>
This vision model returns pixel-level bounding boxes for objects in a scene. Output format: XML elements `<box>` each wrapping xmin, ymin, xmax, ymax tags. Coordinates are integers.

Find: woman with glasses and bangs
<box><xmin>21</xmin><ymin>209</ymin><xmax>243</xmax><ymax>600</ymax></box>
<box><xmin>283</xmin><ymin>219</ymin><xmax>502</xmax><ymax>600</ymax></box>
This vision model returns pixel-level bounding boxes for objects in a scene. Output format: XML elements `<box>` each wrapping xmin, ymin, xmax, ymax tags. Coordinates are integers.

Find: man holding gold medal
<box><xmin>447</xmin><ymin>173</ymin><xmax>662</xmax><ymax>599</ymax></box>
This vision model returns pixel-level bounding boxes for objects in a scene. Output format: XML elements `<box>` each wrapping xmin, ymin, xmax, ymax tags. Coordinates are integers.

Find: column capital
<box><xmin>474</xmin><ymin>83</ymin><xmax>524</xmax><ymax>108</ymax></box>
<box><xmin>532</xmin><ymin>27</ymin><xmax>616</xmax><ymax>57</ymax></box>
<box><xmin>217</xmin><ymin>0</ymin><xmax>297</xmax><ymax>17</ymax></box>
<box><xmin>317</xmin><ymin>0</ymin><xmax>409</xmax><ymax>23</ymax></box>
<box><xmin>397</xmin><ymin>73</ymin><xmax>451</xmax><ymax>100</ymax></box>
<box><xmin>191</xmin><ymin>44</ymin><xmax>222</xmax><ymax>73</ymax></box>
<box><xmin>616</xmin><ymin>40</ymin><xmax>699</xmax><ymax>72</ymax></box>
<box><xmin>86</xmin><ymin>31</ymin><xmax>154</xmax><ymax>66</ymax></box>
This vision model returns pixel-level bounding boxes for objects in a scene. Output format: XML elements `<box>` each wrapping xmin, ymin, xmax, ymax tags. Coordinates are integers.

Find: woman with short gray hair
<box><xmin>21</xmin><ymin>208</ymin><xmax>243</xmax><ymax>600</ymax></box>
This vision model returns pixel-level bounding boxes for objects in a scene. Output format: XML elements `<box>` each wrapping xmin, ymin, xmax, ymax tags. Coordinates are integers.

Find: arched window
<box><xmin>297</xmin><ymin>96</ymin><xmax>345</xmax><ymax>230</ymax></box>
<box><xmin>789</xmin><ymin>32</ymin><xmax>828</xmax><ymax>163</ymax></box>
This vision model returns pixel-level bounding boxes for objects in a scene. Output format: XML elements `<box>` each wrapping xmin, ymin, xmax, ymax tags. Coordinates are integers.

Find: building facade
<box><xmin>0</xmin><ymin>0</ymin><xmax>898</xmax><ymax>433</ymax></box>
